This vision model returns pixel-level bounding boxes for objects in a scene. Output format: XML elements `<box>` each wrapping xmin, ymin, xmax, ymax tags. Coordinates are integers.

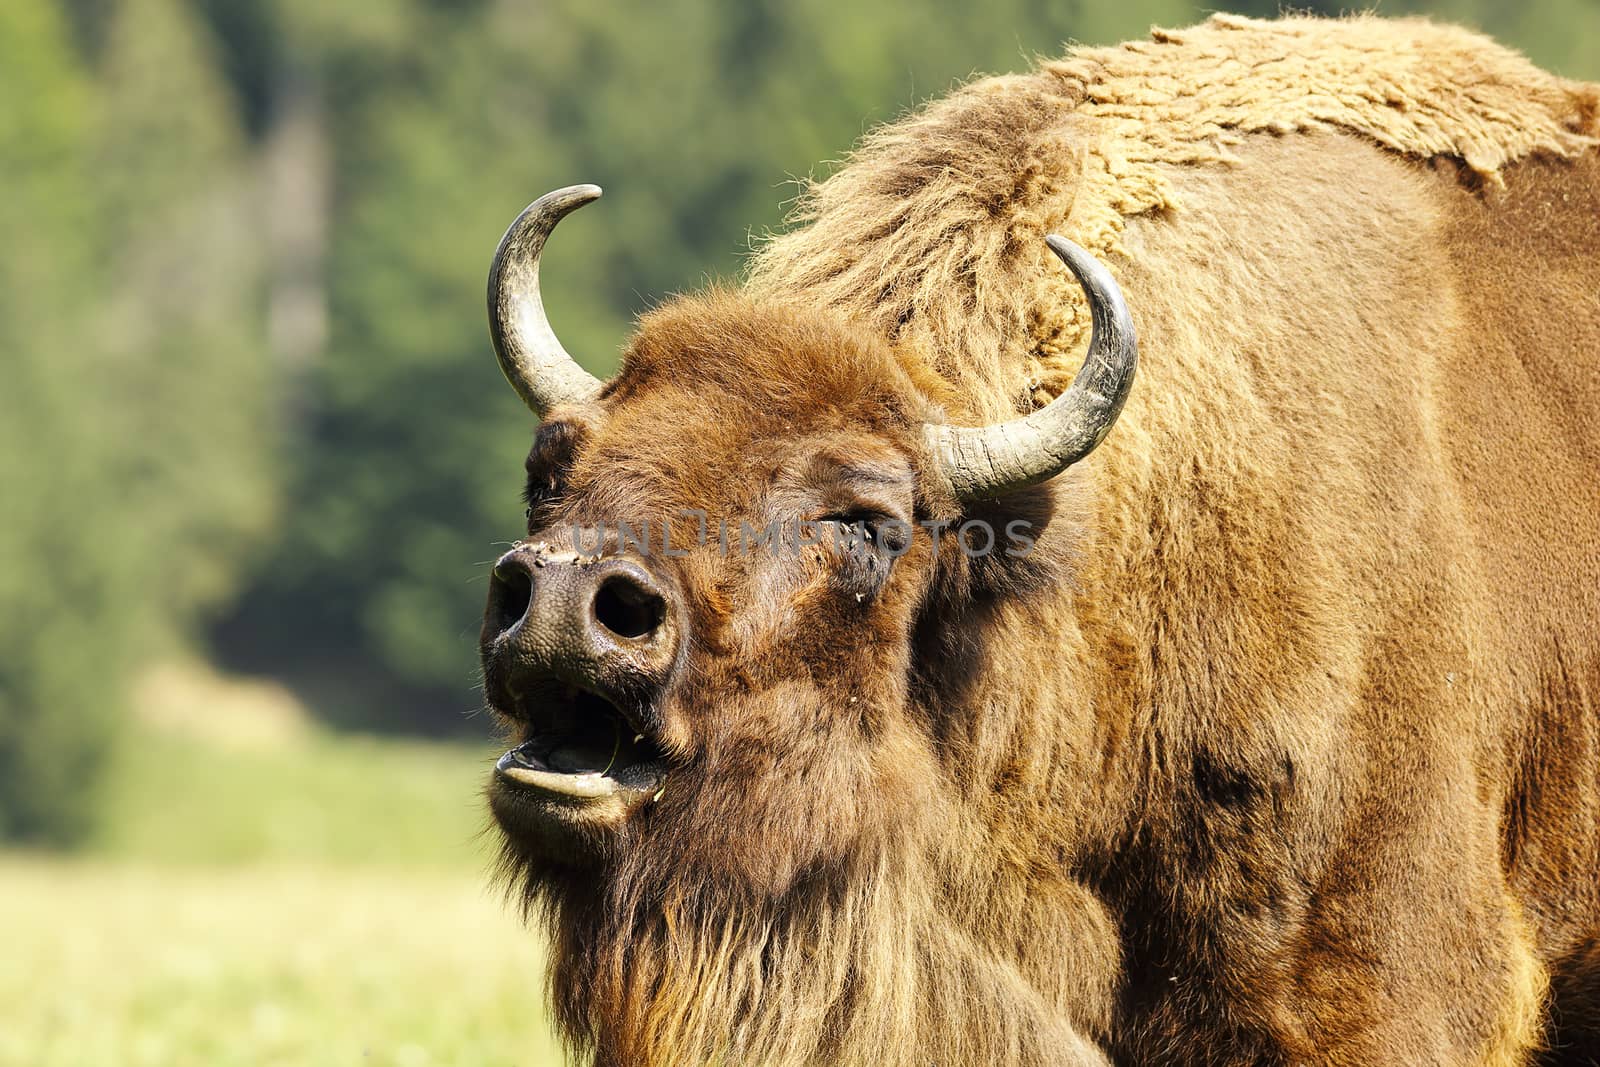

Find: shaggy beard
<box><xmin>500</xmin><ymin>823</ymin><xmax>1110</xmax><ymax>1067</ymax></box>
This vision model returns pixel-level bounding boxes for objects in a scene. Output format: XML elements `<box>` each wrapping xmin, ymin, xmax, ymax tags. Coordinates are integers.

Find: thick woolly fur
<box><xmin>493</xmin><ymin>15</ymin><xmax>1600</xmax><ymax>1067</ymax></box>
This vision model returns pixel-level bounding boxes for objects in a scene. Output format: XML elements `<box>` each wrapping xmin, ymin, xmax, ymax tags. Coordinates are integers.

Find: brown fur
<box><xmin>490</xmin><ymin>16</ymin><xmax>1600</xmax><ymax>1066</ymax></box>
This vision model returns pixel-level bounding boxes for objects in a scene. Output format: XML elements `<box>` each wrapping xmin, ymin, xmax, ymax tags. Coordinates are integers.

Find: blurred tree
<box><xmin>0</xmin><ymin>0</ymin><xmax>117</xmax><ymax>843</ymax></box>
<box><xmin>91</xmin><ymin>0</ymin><xmax>277</xmax><ymax>616</ymax></box>
<box><xmin>0</xmin><ymin>0</ymin><xmax>274</xmax><ymax>843</ymax></box>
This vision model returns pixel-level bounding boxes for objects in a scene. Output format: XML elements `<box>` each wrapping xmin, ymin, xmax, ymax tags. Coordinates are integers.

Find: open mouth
<box><xmin>494</xmin><ymin>683</ymin><xmax>668</xmax><ymax>802</ymax></box>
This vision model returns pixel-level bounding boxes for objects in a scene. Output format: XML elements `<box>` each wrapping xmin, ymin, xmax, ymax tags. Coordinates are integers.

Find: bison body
<box><xmin>479</xmin><ymin>15</ymin><xmax>1600</xmax><ymax>1065</ymax></box>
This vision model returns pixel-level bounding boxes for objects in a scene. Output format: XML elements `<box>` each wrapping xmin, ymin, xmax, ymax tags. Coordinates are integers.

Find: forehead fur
<box><xmin>604</xmin><ymin>289</ymin><xmax>958</xmax><ymax>431</ymax></box>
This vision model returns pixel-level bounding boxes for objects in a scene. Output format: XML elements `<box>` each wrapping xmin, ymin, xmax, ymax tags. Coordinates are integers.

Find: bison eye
<box><xmin>522</xmin><ymin>474</ymin><xmax>565</xmax><ymax>532</ymax></box>
<box><xmin>522</xmin><ymin>472</ymin><xmax>562</xmax><ymax>521</ymax></box>
<box><xmin>817</xmin><ymin>510</ymin><xmax>906</xmax><ymax>601</ymax></box>
<box><xmin>818</xmin><ymin>509</ymin><xmax>873</xmax><ymax>531</ymax></box>
<box><xmin>522</xmin><ymin>420</ymin><xmax>584</xmax><ymax>527</ymax></box>
<box><xmin>819</xmin><ymin>510</ymin><xmax>909</xmax><ymax>548</ymax></box>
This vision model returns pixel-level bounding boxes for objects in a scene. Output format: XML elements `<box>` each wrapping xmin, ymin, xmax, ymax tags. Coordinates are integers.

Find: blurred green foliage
<box><xmin>1</xmin><ymin>0</ymin><xmax>273</xmax><ymax>843</ymax></box>
<box><xmin>3</xmin><ymin>0</ymin><xmax>1598</xmax><ymax>843</ymax></box>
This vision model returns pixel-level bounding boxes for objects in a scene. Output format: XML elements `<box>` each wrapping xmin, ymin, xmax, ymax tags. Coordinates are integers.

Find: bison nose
<box><xmin>482</xmin><ymin>546</ymin><xmax>675</xmax><ymax>691</ymax></box>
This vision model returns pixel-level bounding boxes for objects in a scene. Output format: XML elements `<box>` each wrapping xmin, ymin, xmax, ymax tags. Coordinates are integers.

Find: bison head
<box><xmin>479</xmin><ymin>186</ymin><xmax>1135</xmax><ymax>1065</ymax></box>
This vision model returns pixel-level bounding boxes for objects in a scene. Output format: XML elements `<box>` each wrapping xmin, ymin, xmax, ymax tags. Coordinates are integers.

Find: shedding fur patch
<box><xmin>1053</xmin><ymin>13</ymin><xmax>1599</xmax><ymax>251</ymax></box>
<box><xmin>747</xmin><ymin>14</ymin><xmax>1599</xmax><ymax>408</ymax></box>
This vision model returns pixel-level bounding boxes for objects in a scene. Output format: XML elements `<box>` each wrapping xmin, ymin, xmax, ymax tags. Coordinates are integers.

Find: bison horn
<box><xmin>930</xmin><ymin>235</ymin><xmax>1138</xmax><ymax>500</ymax></box>
<box><xmin>488</xmin><ymin>185</ymin><xmax>606</xmax><ymax>416</ymax></box>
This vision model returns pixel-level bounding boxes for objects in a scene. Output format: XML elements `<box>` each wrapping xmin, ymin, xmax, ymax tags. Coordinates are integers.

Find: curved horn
<box><xmin>487</xmin><ymin>185</ymin><xmax>606</xmax><ymax>415</ymax></box>
<box><xmin>930</xmin><ymin>235</ymin><xmax>1138</xmax><ymax>500</ymax></box>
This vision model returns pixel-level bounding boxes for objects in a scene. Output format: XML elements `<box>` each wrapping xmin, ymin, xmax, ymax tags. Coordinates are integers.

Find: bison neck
<box><xmin>532</xmin><ymin>805</ymin><xmax>1119</xmax><ymax>1066</ymax></box>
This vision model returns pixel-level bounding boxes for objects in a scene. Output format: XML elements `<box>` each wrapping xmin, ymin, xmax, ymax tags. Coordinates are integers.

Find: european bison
<box><xmin>478</xmin><ymin>14</ymin><xmax>1600</xmax><ymax>1066</ymax></box>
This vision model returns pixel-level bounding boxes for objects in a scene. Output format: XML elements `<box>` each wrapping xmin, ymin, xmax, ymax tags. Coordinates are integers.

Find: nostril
<box><xmin>593</xmin><ymin>574</ymin><xmax>666</xmax><ymax>640</ymax></box>
<box><xmin>492</xmin><ymin>562</ymin><xmax>534</xmax><ymax>635</ymax></box>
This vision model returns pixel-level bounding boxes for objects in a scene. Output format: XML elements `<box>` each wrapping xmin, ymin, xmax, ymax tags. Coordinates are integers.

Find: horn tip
<box><xmin>562</xmin><ymin>182</ymin><xmax>603</xmax><ymax>204</ymax></box>
<box><xmin>527</xmin><ymin>184</ymin><xmax>603</xmax><ymax>219</ymax></box>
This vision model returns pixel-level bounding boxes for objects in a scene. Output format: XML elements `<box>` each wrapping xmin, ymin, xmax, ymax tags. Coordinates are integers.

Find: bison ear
<box><xmin>488</xmin><ymin>185</ymin><xmax>607</xmax><ymax>416</ymax></box>
<box><xmin>928</xmin><ymin>236</ymin><xmax>1138</xmax><ymax>501</ymax></box>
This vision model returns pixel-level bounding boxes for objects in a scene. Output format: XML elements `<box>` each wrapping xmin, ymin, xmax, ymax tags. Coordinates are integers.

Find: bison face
<box><xmin>480</xmin><ymin>189</ymin><xmax>1132</xmax><ymax>910</ymax></box>
<box><xmin>483</xmin><ymin>295</ymin><xmax>951</xmax><ymax>898</ymax></box>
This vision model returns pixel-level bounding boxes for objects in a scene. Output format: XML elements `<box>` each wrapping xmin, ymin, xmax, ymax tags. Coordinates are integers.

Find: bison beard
<box><xmin>507</xmin><ymin>778</ymin><xmax>1111</xmax><ymax>1066</ymax></box>
<box><xmin>479</xmin><ymin>14</ymin><xmax>1600</xmax><ymax>1067</ymax></box>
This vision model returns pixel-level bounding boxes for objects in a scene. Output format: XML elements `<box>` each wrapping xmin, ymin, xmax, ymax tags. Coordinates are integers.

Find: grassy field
<box><xmin>0</xmin><ymin>667</ymin><xmax>569</xmax><ymax>1066</ymax></box>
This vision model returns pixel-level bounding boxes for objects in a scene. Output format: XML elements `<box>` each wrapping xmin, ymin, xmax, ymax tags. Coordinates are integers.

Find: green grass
<box><xmin>91</xmin><ymin>724</ymin><xmax>502</xmax><ymax>869</ymax></box>
<box><xmin>0</xmin><ymin>859</ymin><xmax>566</xmax><ymax>1067</ymax></box>
<box><xmin>1</xmin><ymin>713</ymin><xmax>571</xmax><ymax>1066</ymax></box>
